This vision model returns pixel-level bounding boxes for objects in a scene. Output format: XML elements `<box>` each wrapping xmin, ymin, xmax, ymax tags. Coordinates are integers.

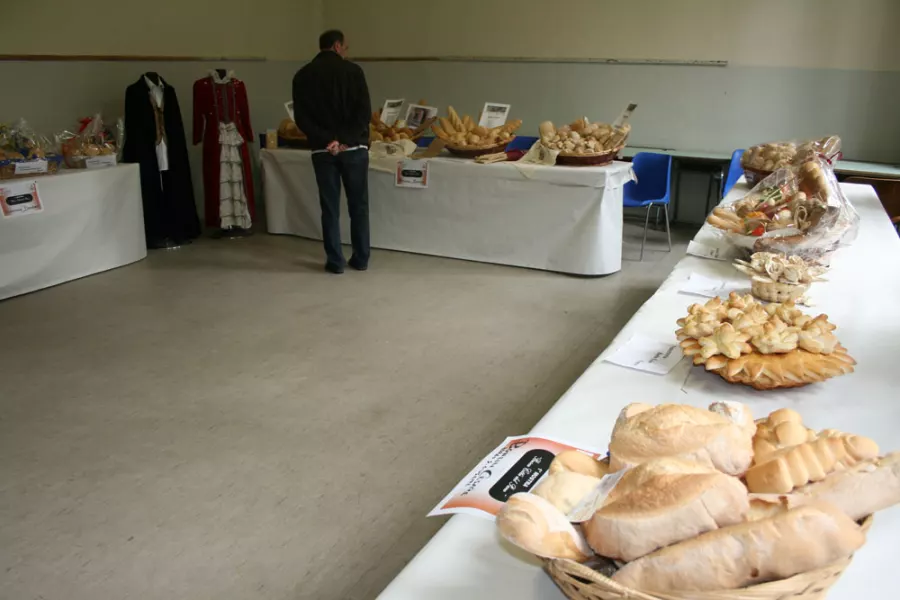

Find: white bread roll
<box><xmin>495</xmin><ymin>493</ymin><xmax>592</xmax><ymax>562</ymax></box>
<box><xmin>532</xmin><ymin>472</ymin><xmax>601</xmax><ymax>515</ymax></box>
<box><xmin>609</xmin><ymin>404</ymin><xmax>753</xmax><ymax>475</ymax></box>
<box><xmin>548</xmin><ymin>450</ymin><xmax>610</xmax><ymax>479</ymax></box>
<box><xmin>585</xmin><ymin>460</ymin><xmax>749</xmax><ymax>561</ymax></box>
<box><xmin>612</xmin><ymin>502</ymin><xmax>865</xmax><ymax>592</ymax></box>
<box><xmin>792</xmin><ymin>452</ymin><xmax>900</xmax><ymax>520</ymax></box>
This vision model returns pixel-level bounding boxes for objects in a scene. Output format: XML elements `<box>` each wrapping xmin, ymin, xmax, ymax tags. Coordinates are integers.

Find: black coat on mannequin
<box><xmin>123</xmin><ymin>73</ymin><xmax>200</xmax><ymax>245</ymax></box>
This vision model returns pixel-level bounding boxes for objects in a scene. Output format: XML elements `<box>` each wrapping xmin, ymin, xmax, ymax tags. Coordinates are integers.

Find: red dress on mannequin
<box><xmin>192</xmin><ymin>70</ymin><xmax>256</xmax><ymax>229</ymax></box>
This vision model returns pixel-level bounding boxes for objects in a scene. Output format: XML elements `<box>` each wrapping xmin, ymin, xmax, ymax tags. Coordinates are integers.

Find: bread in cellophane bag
<box><xmin>741</xmin><ymin>135</ymin><xmax>841</xmax><ymax>186</ymax></box>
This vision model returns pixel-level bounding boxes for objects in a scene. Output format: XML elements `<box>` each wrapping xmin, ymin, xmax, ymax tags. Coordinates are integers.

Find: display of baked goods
<box><xmin>741</xmin><ymin>135</ymin><xmax>841</xmax><ymax>185</ymax></box>
<box><xmin>733</xmin><ymin>252</ymin><xmax>827</xmax><ymax>303</ymax></box>
<box><xmin>277</xmin><ymin>118</ymin><xmax>306</xmax><ymax>140</ymax></box>
<box><xmin>431</xmin><ymin>106</ymin><xmax>521</xmax><ymax>155</ymax></box>
<box><xmin>676</xmin><ymin>292</ymin><xmax>855</xmax><ymax>389</ymax></box>
<box><xmin>0</xmin><ymin>120</ymin><xmax>62</xmax><ymax>179</ymax></box>
<box><xmin>59</xmin><ymin>114</ymin><xmax>121</xmax><ymax>168</ymax></box>
<box><xmin>495</xmin><ymin>401</ymin><xmax>899</xmax><ymax>598</ymax></box>
<box><xmin>369</xmin><ymin>108</ymin><xmax>434</xmax><ymax>143</ymax></box>
<box><xmin>538</xmin><ymin>118</ymin><xmax>630</xmax><ymax>156</ymax></box>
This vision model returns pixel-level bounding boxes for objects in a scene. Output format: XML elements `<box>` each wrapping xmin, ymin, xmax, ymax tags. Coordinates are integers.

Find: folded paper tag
<box><xmin>686</xmin><ymin>240</ymin><xmax>739</xmax><ymax>261</ymax></box>
<box><xmin>679</xmin><ymin>273</ymin><xmax>738</xmax><ymax>298</ymax></box>
<box><xmin>567</xmin><ymin>469</ymin><xmax>628</xmax><ymax>522</ymax></box>
<box><xmin>604</xmin><ymin>334</ymin><xmax>683</xmax><ymax>375</ymax></box>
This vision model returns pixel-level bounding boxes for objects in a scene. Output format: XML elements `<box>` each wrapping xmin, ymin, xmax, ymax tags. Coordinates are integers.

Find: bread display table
<box><xmin>377</xmin><ymin>181</ymin><xmax>900</xmax><ymax>600</ymax></box>
<box><xmin>0</xmin><ymin>165</ymin><xmax>146</xmax><ymax>301</ymax></box>
<box><xmin>261</xmin><ymin>149</ymin><xmax>634</xmax><ymax>276</ymax></box>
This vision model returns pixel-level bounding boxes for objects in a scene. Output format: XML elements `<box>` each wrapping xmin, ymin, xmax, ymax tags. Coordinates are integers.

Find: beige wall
<box><xmin>326</xmin><ymin>0</ymin><xmax>900</xmax><ymax>71</ymax></box>
<box><xmin>0</xmin><ymin>0</ymin><xmax>323</xmax><ymax>60</ymax></box>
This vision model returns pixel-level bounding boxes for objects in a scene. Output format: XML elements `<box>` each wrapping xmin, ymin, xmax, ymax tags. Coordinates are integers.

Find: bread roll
<box><xmin>752</xmin><ymin>408</ymin><xmax>814</xmax><ymax>462</ymax></box>
<box><xmin>745</xmin><ymin>434</ymin><xmax>879</xmax><ymax>493</ymax></box>
<box><xmin>708</xmin><ymin>401</ymin><xmax>755</xmax><ymax>437</ymax></box>
<box><xmin>533</xmin><ymin>472</ymin><xmax>601</xmax><ymax>515</ymax></box>
<box><xmin>613</xmin><ymin>502</ymin><xmax>865</xmax><ymax>591</ymax></box>
<box><xmin>495</xmin><ymin>493</ymin><xmax>592</xmax><ymax>562</ymax></box>
<box><xmin>548</xmin><ymin>450</ymin><xmax>609</xmax><ymax>479</ymax></box>
<box><xmin>586</xmin><ymin>461</ymin><xmax>749</xmax><ymax>561</ymax></box>
<box><xmin>609</xmin><ymin>404</ymin><xmax>753</xmax><ymax>476</ymax></box>
<box><xmin>793</xmin><ymin>452</ymin><xmax>900</xmax><ymax>520</ymax></box>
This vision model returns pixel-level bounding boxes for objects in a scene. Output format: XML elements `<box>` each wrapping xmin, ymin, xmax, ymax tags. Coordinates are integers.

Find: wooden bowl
<box><xmin>555</xmin><ymin>146</ymin><xmax>623</xmax><ymax>167</ymax></box>
<box><xmin>445</xmin><ymin>139</ymin><xmax>513</xmax><ymax>158</ymax></box>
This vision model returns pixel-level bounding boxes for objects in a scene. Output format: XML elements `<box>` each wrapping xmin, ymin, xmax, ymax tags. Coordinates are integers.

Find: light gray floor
<box><xmin>0</xmin><ymin>223</ymin><xmax>688</xmax><ymax>600</ymax></box>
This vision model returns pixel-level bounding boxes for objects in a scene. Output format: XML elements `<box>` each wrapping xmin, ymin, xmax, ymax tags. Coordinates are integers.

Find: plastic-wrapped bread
<box><xmin>612</xmin><ymin>502</ymin><xmax>865</xmax><ymax>592</ymax></box>
<box><xmin>745</xmin><ymin>434</ymin><xmax>879</xmax><ymax>493</ymax></box>
<box><xmin>584</xmin><ymin>458</ymin><xmax>749</xmax><ymax>561</ymax></box>
<box><xmin>532</xmin><ymin>472</ymin><xmax>601</xmax><ymax>515</ymax></box>
<box><xmin>495</xmin><ymin>493</ymin><xmax>592</xmax><ymax>562</ymax></box>
<box><xmin>609</xmin><ymin>404</ymin><xmax>754</xmax><ymax>476</ymax></box>
<box><xmin>548</xmin><ymin>450</ymin><xmax>610</xmax><ymax>479</ymax></box>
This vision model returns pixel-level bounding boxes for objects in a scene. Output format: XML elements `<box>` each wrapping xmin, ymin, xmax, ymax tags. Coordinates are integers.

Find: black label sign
<box><xmin>6</xmin><ymin>193</ymin><xmax>34</xmax><ymax>206</ymax></box>
<box><xmin>488</xmin><ymin>449</ymin><xmax>554</xmax><ymax>502</ymax></box>
<box><xmin>400</xmin><ymin>169</ymin><xmax>424</xmax><ymax>178</ymax></box>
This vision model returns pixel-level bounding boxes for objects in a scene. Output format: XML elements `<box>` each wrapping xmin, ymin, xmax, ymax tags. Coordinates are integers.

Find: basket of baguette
<box><xmin>496</xmin><ymin>401</ymin><xmax>898</xmax><ymax>600</ymax></box>
<box><xmin>431</xmin><ymin>106</ymin><xmax>521</xmax><ymax>157</ymax></box>
<box><xmin>538</xmin><ymin>118</ymin><xmax>629</xmax><ymax>166</ymax></box>
<box><xmin>369</xmin><ymin>110</ymin><xmax>434</xmax><ymax>144</ymax></box>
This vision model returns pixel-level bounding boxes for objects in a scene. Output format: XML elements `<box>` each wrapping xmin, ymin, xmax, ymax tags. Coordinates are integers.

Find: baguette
<box><xmin>532</xmin><ymin>471</ymin><xmax>601</xmax><ymax>515</ymax></box>
<box><xmin>586</xmin><ymin>460</ymin><xmax>749</xmax><ymax>561</ymax></box>
<box><xmin>447</xmin><ymin>106</ymin><xmax>464</xmax><ymax>131</ymax></box>
<box><xmin>613</xmin><ymin>502</ymin><xmax>865</xmax><ymax>591</ymax></box>
<box><xmin>495</xmin><ymin>493</ymin><xmax>591</xmax><ymax>562</ymax></box>
<box><xmin>462</xmin><ymin>114</ymin><xmax>474</xmax><ymax>132</ymax></box>
<box><xmin>438</xmin><ymin>117</ymin><xmax>456</xmax><ymax>134</ymax></box>
<box><xmin>548</xmin><ymin>450</ymin><xmax>610</xmax><ymax>479</ymax></box>
<box><xmin>745</xmin><ymin>434</ymin><xmax>879</xmax><ymax>493</ymax></box>
<box><xmin>792</xmin><ymin>452</ymin><xmax>900</xmax><ymax>520</ymax></box>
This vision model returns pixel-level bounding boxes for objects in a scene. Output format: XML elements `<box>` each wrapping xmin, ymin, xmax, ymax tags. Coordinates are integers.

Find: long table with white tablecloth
<box><xmin>261</xmin><ymin>149</ymin><xmax>634</xmax><ymax>275</ymax></box>
<box><xmin>377</xmin><ymin>181</ymin><xmax>900</xmax><ymax>599</ymax></box>
<box><xmin>0</xmin><ymin>165</ymin><xmax>146</xmax><ymax>301</ymax></box>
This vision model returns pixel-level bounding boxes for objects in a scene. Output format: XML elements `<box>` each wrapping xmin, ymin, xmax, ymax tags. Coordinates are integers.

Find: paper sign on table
<box><xmin>686</xmin><ymin>239</ymin><xmax>739</xmax><ymax>261</ymax></box>
<box><xmin>404</xmin><ymin>104</ymin><xmax>437</xmax><ymax>129</ymax></box>
<box><xmin>429</xmin><ymin>435</ymin><xmax>606</xmax><ymax>519</ymax></box>
<box><xmin>13</xmin><ymin>160</ymin><xmax>48</xmax><ymax>175</ymax></box>
<box><xmin>604</xmin><ymin>334</ymin><xmax>683</xmax><ymax>375</ymax></box>
<box><xmin>478</xmin><ymin>102</ymin><xmax>511</xmax><ymax>128</ymax></box>
<box><xmin>379</xmin><ymin>98</ymin><xmax>405</xmax><ymax>126</ymax></box>
<box><xmin>0</xmin><ymin>179</ymin><xmax>43</xmax><ymax>217</ymax></box>
<box><xmin>283</xmin><ymin>101</ymin><xmax>294</xmax><ymax>121</ymax></box>
<box><xmin>85</xmin><ymin>155</ymin><xmax>118</xmax><ymax>169</ymax></box>
<box><xmin>395</xmin><ymin>159</ymin><xmax>429</xmax><ymax>188</ymax></box>
<box><xmin>679</xmin><ymin>273</ymin><xmax>738</xmax><ymax>299</ymax></box>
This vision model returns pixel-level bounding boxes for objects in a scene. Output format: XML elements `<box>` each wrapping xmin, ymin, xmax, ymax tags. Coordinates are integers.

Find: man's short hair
<box><xmin>319</xmin><ymin>30</ymin><xmax>345</xmax><ymax>50</ymax></box>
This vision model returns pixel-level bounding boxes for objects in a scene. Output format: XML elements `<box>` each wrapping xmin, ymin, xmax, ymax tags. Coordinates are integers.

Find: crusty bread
<box><xmin>532</xmin><ymin>472</ymin><xmax>601</xmax><ymax>515</ymax></box>
<box><xmin>792</xmin><ymin>452</ymin><xmax>900</xmax><ymax>520</ymax></box>
<box><xmin>605</xmin><ymin>457</ymin><xmax>717</xmax><ymax>503</ymax></box>
<box><xmin>709</xmin><ymin>401</ymin><xmax>755</xmax><ymax>437</ymax></box>
<box><xmin>745</xmin><ymin>434</ymin><xmax>879</xmax><ymax>493</ymax></box>
<box><xmin>495</xmin><ymin>493</ymin><xmax>591</xmax><ymax>562</ymax></box>
<box><xmin>613</xmin><ymin>502</ymin><xmax>865</xmax><ymax>591</ymax></box>
<box><xmin>586</xmin><ymin>460</ymin><xmax>749</xmax><ymax>561</ymax></box>
<box><xmin>753</xmin><ymin>408</ymin><xmax>815</xmax><ymax>462</ymax></box>
<box><xmin>609</xmin><ymin>404</ymin><xmax>753</xmax><ymax>475</ymax></box>
<box><xmin>548</xmin><ymin>450</ymin><xmax>610</xmax><ymax>479</ymax></box>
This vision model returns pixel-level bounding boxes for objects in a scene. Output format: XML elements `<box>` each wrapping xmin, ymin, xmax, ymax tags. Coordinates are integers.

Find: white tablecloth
<box><xmin>0</xmin><ymin>165</ymin><xmax>146</xmax><ymax>301</ymax></box>
<box><xmin>261</xmin><ymin>149</ymin><xmax>634</xmax><ymax>275</ymax></box>
<box><xmin>378</xmin><ymin>181</ymin><xmax>900</xmax><ymax>599</ymax></box>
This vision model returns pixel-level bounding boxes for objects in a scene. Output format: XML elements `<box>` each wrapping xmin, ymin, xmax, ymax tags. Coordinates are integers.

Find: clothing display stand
<box><xmin>193</xmin><ymin>68</ymin><xmax>256</xmax><ymax>239</ymax></box>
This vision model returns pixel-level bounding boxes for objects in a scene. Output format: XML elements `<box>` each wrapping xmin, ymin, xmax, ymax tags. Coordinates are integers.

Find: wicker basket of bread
<box><xmin>741</xmin><ymin>136</ymin><xmax>841</xmax><ymax>186</ymax></box>
<box><xmin>369</xmin><ymin>110</ymin><xmax>434</xmax><ymax>144</ymax></box>
<box><xmin>733</xmin><ymin>252</ymin><xmax>827</xmax><ymax>303</ymax></box>
<box><xmin>496</xmin><ymin>401</ymin><xmax>897</xmax><ymax>600</ymax></box>
<box><xmin>676</xmin><ymin>292</ymin><xmax>854</xmax><ymax>390</ymax></box>
<box><xmin>431</xmin><ymin>106</ymin><xmax>521</xmax><ymax>157</ymax></box>
<box><xmin>538</xmin><ymin>118</ymin><xmax>629</xmax><ymax>166</ymax></box>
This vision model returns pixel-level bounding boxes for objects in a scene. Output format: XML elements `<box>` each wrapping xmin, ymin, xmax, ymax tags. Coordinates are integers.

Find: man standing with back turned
<box><xmin>293</xmin><ymin>30</ymin><xmax>372</xmax><ymax>274</ymax></box>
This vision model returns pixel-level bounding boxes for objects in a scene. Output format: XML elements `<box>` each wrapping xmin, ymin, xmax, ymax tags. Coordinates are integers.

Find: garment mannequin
<box><xmin>193</xmin><ymin>69</ymin><xmax>255</xmax><ymax>237</ymax></box>
<box><xmin>123</xmin><ymin>72</ymin><xmax>200</xmax><ymax>248</ymax></box>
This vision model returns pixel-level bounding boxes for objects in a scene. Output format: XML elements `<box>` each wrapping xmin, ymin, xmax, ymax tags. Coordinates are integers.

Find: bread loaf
<box><xmin>495</xmin><ymin>493</ymin><xmax>591</xmax><ymax>562</ymax></box>
<box><xmin>745</xmin><ymin>433</ymin><xmax>879</xmax><ymax>493</ymax></box>
<box><xmin>709</xmin><ymin>401</ymin><xmax>755</xmax><ymax>437</ymax></box>
<box><xmin>792</xmin><ymin>452</ymin><xmax>900</xmax><ymax>520</ymax></box>
<box><xmin>548</xmin><ymin>450</ymin><xmax>610</xmax><ymax>479</ymax></box>
<box><xmin>752</xmin><ymin>408</ymin><xmax>815</xmax><ymax>462</ymax></box>
<box><xmin>613</xmin><ymin>502</ymin><xmax>865</xmax><ymax>591</ymax></box>
<box><xmin>532</xmin><ymin>472</ymin><xmax>601</xmax><ymax>515</ymax></box>
<box><xmin>585</xmin><ymin>459</ymin><xmax>749</xmax><ymax>561</ymax></box>
<box><xmin>609</xmin><ymin>404</ymin><xmax>753</xmax><ymax>475</ymax></box>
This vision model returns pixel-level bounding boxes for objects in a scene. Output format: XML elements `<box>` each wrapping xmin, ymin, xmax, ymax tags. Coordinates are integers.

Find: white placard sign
<box><xmin>379</xmin><ymin>98</ymin><xmax>405</xmax><ymax>126</ymax></box>
<box><xmin>284</xmin><ymin>101</ymin><xmax>294</xmax><ymax>121</ymax></box>
<box><xmin>603</xmin><ymin>334</ymin><xmax>683</xmax><ymax>375</ymax></box>
<box><xmin>686</xmin><ymin>239</ymin><xmax>739</xmax><ymax>261</ymax></box>
<box><xmin>395</xmin><ymin>159</ymin><xmax>429</xmax><ymax>188</ymax></box>
<box><xmin>403</xmin><ymin>104</ymin><xmax>438</xmax><ymax>129</ymax></box>
<box><xmin>0</xmin><ymin>179</ymin><xmax>43</xmax><ymax>217</ymax></box>
<box><xmin>85</xmin><ymin>155</ymin><xmax>118</xmax><ymax>169</ymax></box>
<box><xmin>14</xmin><ymin>160</ymin><xmax>48</xmax><ymax>175</ymax></box>
<box><xmin>478</xmin><ymin>102</ymin><xmax>511</xmax><ymax>128</ymax></box>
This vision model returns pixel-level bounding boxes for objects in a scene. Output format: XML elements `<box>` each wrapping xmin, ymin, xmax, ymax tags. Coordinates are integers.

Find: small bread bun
<box><xmin>495</xmin><ymin>493</ymin><xmax>592</xmax><ymax>562</ymax></box>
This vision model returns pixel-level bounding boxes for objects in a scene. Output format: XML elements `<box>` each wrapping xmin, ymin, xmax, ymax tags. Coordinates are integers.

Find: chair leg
<box><xmin>655</xmin><ymin>205</ymin><xmax>661</xmax><ymax>228</ymax></box>
<box><xmin>641</xmin><ymin>204</ymin><xmax>651</xmax><ymax>261</ymax></box>
<box><xmin>664</xmin><ymin>201</ymin><xmax>672</xmax><ymax>252</ymax></box>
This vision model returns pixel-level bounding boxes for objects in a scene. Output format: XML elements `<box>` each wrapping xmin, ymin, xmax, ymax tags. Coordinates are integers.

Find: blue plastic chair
<box><xmin>722</xmin><ymin>149</ymin><xmax>745</xmax><ymax>198</ymax></box>
<box><xmin>623</xmin><ymin>152</ymin><xmax>673</xmax><ymax>261</ymax></box>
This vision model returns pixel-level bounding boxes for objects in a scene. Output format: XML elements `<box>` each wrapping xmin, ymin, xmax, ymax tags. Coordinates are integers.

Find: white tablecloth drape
<box><xmin>377</xmin><ymin>181</ymin><xmax>900</xmax><ymax>600</ymax></box>
<box><xmin>261</xmin><ymin>149</ymin><xmax>634</xmax><ymax>275</ymax></box>
<box><xmin>0</xmin><ymin>165</ymin><xmax>146</xmax><ymax>301</ymax></box>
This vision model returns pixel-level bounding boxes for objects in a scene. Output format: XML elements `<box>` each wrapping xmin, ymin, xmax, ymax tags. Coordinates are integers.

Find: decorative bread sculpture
<box><xmin>431</xmin><ymin>106</ymin><xmax>521</xmax><ymax>150</ymax></box>
<box><xmin>608</xmin><ymin>403</ymin><xmax>754</xmax><ymax>476</ymax></box>
<box><xmin>733</xmin><ymin>252</ymin><xmax>827</xmax><ymax>303</ymax></box>
<box><xmin>538</xmin><ymin>118</ymin><xmax>630</xmax><ymax>156</ymax></box>
<box><xmin>677</xmin><ymin>293</ymin><xmax>855</xmax><ymax>389</ymax></box>
<box><xmin>752</xmin><ymin>407</ymin><xmax>816</xmax><ymax>461</ymax></box>
<box><xmin>495</xmin><ymin>493</ymin><xmax>592</xmax><ymax>562</ymax></box>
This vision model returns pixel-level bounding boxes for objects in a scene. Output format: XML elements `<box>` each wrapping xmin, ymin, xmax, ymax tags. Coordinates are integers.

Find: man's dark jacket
<box><xmin>292</xmin><ymin>51</ymin><xmax>371</xmax><ymax>150</ymax></box>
